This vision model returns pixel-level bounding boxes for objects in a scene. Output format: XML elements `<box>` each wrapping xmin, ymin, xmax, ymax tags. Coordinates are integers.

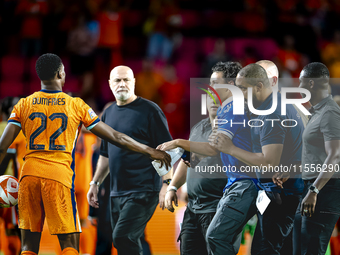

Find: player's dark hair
<box><xmin>212</xmin><ymin>61</ymin><xmax>243</xmax><ymax>82</ymax></box>
<box><xmin>238</xmin><ymin>63</ymin><xmax>270</xmax><ymax>88</ymax></box>
<box><xmin>35</xmin><ymin>53</ymin><xmax>63</xmax><ymax>80</ymax></box>
<box><xmin>302</xmin><ymin>62</ymin><xmax>330</xmax><ymax>79</ymax></box>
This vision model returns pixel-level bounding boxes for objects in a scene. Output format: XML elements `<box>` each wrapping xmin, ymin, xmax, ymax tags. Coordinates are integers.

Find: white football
<box><xmin>0</xmin><ymin>175</ymin><xmax>19</xmax><ymax>208</ymax></box>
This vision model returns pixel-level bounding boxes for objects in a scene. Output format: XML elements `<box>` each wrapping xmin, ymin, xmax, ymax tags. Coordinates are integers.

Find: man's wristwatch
<box><xmin>90</xmin><ymin>181</ymin><xmax>100</xmax><ymax>186</ymax></box>
<box><xmin>163</xmin><ymin>179</ymin><xmax>172</xmax><ymax>185</ymax></box>
<box><xmin>309</xmin><ymin>185</ymin><xmax>319</xmax><ymax>194</ymax></box>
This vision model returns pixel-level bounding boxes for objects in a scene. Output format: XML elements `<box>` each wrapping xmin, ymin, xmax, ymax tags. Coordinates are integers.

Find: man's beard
<box><xmin>113</xmin><ymin>90</ymin><xmax>133</xmax><ymax>101</ymax></box>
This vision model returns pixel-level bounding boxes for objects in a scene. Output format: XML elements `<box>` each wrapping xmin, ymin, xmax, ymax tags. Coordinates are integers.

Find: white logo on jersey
<box><xmin>88</xmin><ymin>109</ymin><xmax>97</xmax><ymax>119</ymax></box>
<box><xmin>10</xmin><ymin>113</ymin><xmax>15</xmax><ymax>118</ymax></box>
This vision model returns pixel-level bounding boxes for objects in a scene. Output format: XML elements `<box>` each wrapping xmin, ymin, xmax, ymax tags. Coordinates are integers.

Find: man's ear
<box><xmin>272</xmin><ymin>76</ymin><xmax>278</xmax><ymax>87</ymax></box>
<box><xmin>309</xmin><ymin>80</ymin><xmax>314</xmax><ymax>89</ymax></box>
<box><xmin>255</xmin><ymin>82</ymin><xmax>263</xmax><ymax>92</ymax></box>
<box><xmin>228</xmin><ymin>80</ymin><xmax>234</xmax><ymax>85</ymax></box>
<box><xmin>57</xmin><ymin>69</ymin><xmax>65</xmax><ymax>80</ymax></box>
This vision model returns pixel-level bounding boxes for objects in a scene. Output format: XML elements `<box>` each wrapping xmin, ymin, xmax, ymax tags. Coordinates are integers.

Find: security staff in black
<box><xmin>163</xmin><ymin>62</ymin><xmax>243</xmax><ymax>255</ymax></box>
<box><xmin>165</xmin><ymin>116</ymin><xmax>227</xmax><ymax>255</ymax></box>
<box><xmin>297</xmin><ymin>62</ymin><xmax>340</xmax><ymax>255</ymax></box>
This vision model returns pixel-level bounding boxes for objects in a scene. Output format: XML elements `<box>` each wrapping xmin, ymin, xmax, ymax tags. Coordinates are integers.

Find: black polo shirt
<box><xmin>302</xmin><ymin>95</ymin><xmax>340</xmax><ymax>180</ymax></box>
<box><xmin>100</xmin><ymin>97</ymin><xmax>172</xmax><ymax>197</ymax></box>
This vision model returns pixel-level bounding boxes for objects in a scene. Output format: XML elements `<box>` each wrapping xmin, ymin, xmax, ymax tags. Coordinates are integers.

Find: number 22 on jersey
<box><xmin>29</xmin><ymin>112</ymin><xmax>68</xmax><ymax>151</ymax></box>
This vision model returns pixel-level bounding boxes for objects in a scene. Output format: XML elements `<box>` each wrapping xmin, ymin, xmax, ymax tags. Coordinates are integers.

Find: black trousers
<box><xmin>110</xmin><ymin>192</ymin><xmax>159</xmax><ymax>255</ymax></box>
<box><xmin>206</xmin><ymin>179</ymin><xmax>258</xmax><ymax>255</ymax></box>
<box><xmin>179</xmin><ymin>207</ymin><xmax>216</xmax><ymax>255</ymax></box>
<box><xmin>294</xmin><ymin>179</ymin><xmax>340</xmax><ymax>255</ymax></box>
<box><xmin>251</xmin><ymin>192</ymin><xmax>301</xmax><ymax>255</ymax></box>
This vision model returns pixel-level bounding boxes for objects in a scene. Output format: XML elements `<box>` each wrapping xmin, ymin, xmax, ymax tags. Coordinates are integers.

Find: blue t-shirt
<box><xmin>217</xmin><ymin>97</ymin><xmax>257</xmax><ymax>189</ymax></box>
<box><xmin>250</xmin><ymin>92</ymin><xmax>304</xmax><ymax>195</ymax></box>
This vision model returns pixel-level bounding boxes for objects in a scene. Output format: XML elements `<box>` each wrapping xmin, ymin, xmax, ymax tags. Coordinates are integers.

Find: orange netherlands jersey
<box><xmin>8</xmin><ymin>90</ymin><xmax>100</xmax><ymax>190</ymax></box>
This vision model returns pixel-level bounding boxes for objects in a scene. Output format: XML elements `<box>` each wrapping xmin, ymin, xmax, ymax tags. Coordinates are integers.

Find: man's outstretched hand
<box><xmin>156</xmin><ymin>140</ymin><xmax>179</xmax><ymax>151</ymax></box>
<box><xmin>150</xmin><ymin>149</ymin><xmax>171</xmax><ymax>170</ymax></box>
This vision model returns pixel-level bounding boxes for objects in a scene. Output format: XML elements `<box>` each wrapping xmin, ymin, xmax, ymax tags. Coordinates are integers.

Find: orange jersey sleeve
<box><xmin>8</xmin><ymin>90</ymin><xmax>100</xmax><ymax>189</ymax></box>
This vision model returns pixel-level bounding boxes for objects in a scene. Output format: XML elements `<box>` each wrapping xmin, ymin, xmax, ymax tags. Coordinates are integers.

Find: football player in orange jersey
<box><xmin>0</xmin><ymin>53</ymin><xmax>171</xmax><ymax>255</ymax></box>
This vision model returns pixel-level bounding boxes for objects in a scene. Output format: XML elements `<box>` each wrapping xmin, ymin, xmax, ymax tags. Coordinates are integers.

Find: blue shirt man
<box><xmin>205</xmin><ymin>96</ymin><xmax>259</xmax><ymax>255</ymax></box>
<box><xmin>216</xmin><ymin>97</ymin><xmax>258</xmax><ymax>189</ymax></box>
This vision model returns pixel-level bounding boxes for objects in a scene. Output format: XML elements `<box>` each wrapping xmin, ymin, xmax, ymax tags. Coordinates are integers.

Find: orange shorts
<box><xmin>75</xmin><ymin>189</ymin><xmax>89</xmax><ymax>220</ymax></box>
<box><xmin>18</xmin><ymin>176</ymin><xmax>82</xmax><ymax>234</ymax></box>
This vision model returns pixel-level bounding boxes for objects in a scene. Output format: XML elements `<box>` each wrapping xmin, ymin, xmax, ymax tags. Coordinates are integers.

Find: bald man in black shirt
<box><xmin>88</xmin><ymin>66</ymin><xmax>173</xmax><ymax>255</ymax></box>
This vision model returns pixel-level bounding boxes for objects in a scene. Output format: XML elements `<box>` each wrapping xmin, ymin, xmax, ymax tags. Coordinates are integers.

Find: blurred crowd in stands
<box><xmin>2</xmin><ymin>0</ymin><xmax>340</xmax><ymax>138</ymax></box>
